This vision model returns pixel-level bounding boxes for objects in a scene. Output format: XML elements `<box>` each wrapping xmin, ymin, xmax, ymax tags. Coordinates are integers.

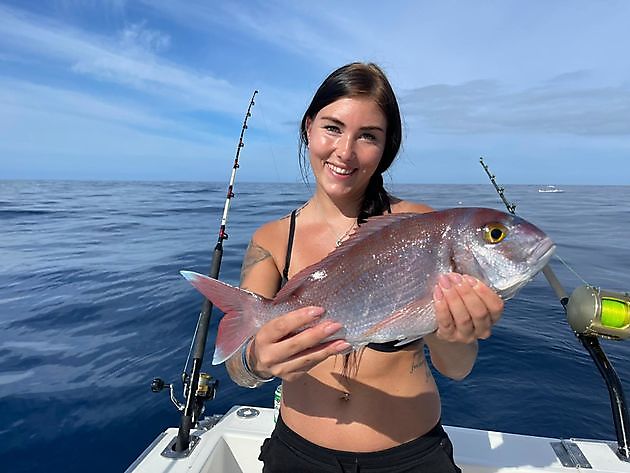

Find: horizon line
<box><xmin>1</xmin><ymin>178</ymin><xmax>626</xmax><ymax>187</ymax></box>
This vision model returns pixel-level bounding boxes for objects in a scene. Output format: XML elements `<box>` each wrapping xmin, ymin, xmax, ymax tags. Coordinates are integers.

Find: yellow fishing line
<box><xmin>601</xmin><ymin>298</ymin><xmax>630</xmax><ymax>328</ymax></box>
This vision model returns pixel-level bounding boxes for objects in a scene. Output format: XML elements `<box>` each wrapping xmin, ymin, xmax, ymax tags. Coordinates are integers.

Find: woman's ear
<box><xmin>305</xmin><ymin>117</ymin><xmax>312</xmax><ymax>144</ymax></box>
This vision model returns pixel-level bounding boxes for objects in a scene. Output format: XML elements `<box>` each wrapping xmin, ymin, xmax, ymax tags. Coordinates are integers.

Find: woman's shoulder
<box><xmin>241</xmin><ymin>211</ymin><xmax>295</xmax><ymax>292</ymax></box>
<box><xmin>389</xmin><ymin>197</ymin><xmax>434</xmax><ymax>215</ymax></box>
<box><xmin>250</xmin><ymin>211</ymin><xmax>294</xmax><ymax>251</ymax></box>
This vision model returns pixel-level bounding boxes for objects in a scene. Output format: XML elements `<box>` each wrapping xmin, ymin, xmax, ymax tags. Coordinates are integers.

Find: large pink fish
<box><xmin>181</xmin><ymin>208</ymin><xmax>554</xmax><ymax>365</ymax></box>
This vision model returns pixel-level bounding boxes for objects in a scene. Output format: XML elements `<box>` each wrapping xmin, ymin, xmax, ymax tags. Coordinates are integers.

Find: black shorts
<box><xmin>258</xmin><ymin>414</ymin><xmax>462</xmax><ymax>473</ymax></box>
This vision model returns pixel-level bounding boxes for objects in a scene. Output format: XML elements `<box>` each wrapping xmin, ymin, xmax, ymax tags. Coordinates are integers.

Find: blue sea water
<box><xmin>1</xmin><ymin>180</ymin><xmax>630</xmax><ymax>472</ymax></box>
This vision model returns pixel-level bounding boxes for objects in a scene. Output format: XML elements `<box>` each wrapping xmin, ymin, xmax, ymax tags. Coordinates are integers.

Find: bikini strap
<box><xmin>281</xmin><ymin>209</ymin><xmax>297</xmax><ymax>286</ymax></box>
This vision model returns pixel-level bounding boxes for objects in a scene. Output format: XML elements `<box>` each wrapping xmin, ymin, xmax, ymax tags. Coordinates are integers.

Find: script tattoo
<box><xmin>410</xmin><ymin>349</ymin><xmax>426</xmax><ymax>374</ymax></box>
<box><xmin>240</xmin><ymin>240</ymin><xmax>273</xmax><ymax>284</ymax></box>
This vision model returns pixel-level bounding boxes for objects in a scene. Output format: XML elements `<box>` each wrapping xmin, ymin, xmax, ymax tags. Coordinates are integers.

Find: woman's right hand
<box><xmin>247</xmin><ymin>306</ymin><xmax>351</xmax><ymax>382</ymax></box>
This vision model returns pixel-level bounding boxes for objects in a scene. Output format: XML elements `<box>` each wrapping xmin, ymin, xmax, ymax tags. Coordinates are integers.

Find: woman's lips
<box><xmin>326</xmin><ymin>162</ymin><xmax>356</xmax><ymax>176</ymax></box>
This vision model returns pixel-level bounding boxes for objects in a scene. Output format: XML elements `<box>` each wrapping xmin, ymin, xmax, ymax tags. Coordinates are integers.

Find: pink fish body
<box><xmin>181</xmin><ymin>208</ymin><xmax>555</xmax><ymax>365</ymax></box>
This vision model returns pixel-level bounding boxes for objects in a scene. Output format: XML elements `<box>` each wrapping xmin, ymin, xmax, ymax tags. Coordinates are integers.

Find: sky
<box><xmin>1</xmin><ymin>0</ymin><xmax>629</xmax><ymax>185</ymax></box>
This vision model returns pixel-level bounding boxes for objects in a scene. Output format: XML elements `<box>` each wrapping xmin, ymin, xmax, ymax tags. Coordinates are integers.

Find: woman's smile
<box><xmin>307</xmin><ymin>97</ymin><xmax>387</xmax><ymax>197</ymax></box>
<box><xmin>325</xmin><ymin>161</ymin><xmax>356</xmax><ymax>177</ymax></box>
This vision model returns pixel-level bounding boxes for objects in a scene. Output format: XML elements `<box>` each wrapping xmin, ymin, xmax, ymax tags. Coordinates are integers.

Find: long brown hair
<box><xmin>299</xmin><ymin>62</ymin><xmax>403</xmax><ymax>223</ymax></box>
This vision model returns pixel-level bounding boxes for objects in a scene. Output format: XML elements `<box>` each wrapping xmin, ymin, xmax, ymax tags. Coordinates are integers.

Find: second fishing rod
<box><xmin>150</xmin><ymin>90</ymin><xmax>259</xmax><ymax>455</ymax></box>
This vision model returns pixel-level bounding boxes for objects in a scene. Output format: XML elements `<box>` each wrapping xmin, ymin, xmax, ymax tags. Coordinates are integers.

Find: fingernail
<box><xmin>464</xmin><ymin>275</ymin><xmax>478</xmax><ymax>287</ymax></box>
<box><xmin>434</xmin><ymin>286</ymin><xmax>444</xmax><ymax>301</ymax></box>
<box><xmin>439</xmin><ymin>274</ymin><xmax>451</xmax><ymax>289</ymax></box>
<box><xmin>448</xmin><ymin>273</ymin><xmax>463</xmax><ymax>285</ymax></box>
<box><xmin>308</xmin><ymin>307</ymin><xmax>325</xmax><ymax>318</ymax></box>
<box><xmin>334</xmin><ymin>341</ymin><xmax>352</xmax><ymax>353</ymax></box>
<box><xmin>324</xmin><ymin>322</ymin><xmax>342</xmax><ymax>335</ymax></box>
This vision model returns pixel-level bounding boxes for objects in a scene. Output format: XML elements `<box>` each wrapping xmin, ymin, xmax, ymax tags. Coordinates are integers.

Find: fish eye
<box><xmin>483</xmin><ymin>223</ymin><xmax>508</xmax><ymax>244</ymax></box>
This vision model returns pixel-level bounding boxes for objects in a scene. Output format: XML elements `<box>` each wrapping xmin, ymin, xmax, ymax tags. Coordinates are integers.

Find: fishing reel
<box><xmin>151</xmin><ymin>373</ymin><xmax>219</xmax><ymax>421</ymax></box>
<box><xmin>567</xmin><ymin>286</ymin><xmax>630</xmax><ymax>340</ymax></box>
<box><xmin>479</xmin><ymin>157</ymin><xmax>630</xmax><ymax>459</ymax></box>
<box><xmin>151</xmin><ymin>377</ymin><xmax>184</xmax><ymax>411</ymax></box>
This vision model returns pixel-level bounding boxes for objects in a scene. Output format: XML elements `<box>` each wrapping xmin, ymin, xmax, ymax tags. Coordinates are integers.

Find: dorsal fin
<box><xmin>273</xmin><ymin>212</ymin><xmax>423</xmax><ymax>304</ymax></box>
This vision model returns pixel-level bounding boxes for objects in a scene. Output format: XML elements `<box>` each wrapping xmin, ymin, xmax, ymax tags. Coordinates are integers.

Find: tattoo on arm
<box><xmin>240</xmin><ymin>240</ymin><xmax>273</xmax><ymax>284</ymax></box>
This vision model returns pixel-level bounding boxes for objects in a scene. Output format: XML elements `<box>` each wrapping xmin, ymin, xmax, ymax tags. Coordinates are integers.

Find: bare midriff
<box><xmin>280</xmin><ymin>340</ymin><xmax>441</xmax><ymax>452</ymax></box>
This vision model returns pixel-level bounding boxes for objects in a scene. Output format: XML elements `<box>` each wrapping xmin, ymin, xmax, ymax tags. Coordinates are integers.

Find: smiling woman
<box><xmin>217</xmin><ymin>62</ymin><xmax>505</xmax><ymax>473</ymax></box>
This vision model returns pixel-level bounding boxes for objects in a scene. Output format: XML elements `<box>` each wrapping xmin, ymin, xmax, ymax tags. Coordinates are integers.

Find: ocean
<box><xmin>1</xmin><ymin>180</ymin><xmax>629</xmax><ymax>472</ymax></box>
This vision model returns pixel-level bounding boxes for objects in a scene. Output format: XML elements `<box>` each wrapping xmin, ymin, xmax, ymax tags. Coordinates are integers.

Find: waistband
<box><xmin>274</xmin><ymin>413</ymin><xmax>446</xmax><ymax>468</ymax></box>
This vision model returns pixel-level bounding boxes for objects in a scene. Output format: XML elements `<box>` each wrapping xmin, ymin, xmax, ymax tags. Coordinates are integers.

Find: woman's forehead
<box><xmin>316</xmin><ymin>97</ymin><xmax>386</xmax><ymax>126</ymax></box>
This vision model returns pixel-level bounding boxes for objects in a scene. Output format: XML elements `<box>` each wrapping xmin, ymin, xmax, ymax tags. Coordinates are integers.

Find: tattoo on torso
<box><xmin>410</xmin><ymin>349</ymin><xmax>426</xmax><ymax>374</ymax></box>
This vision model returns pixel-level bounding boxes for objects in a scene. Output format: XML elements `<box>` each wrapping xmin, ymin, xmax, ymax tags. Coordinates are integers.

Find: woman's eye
<box><xmin>324</xmin><ymin>125</ymin><xmax>341</xmax><ymax>133</ymax></box>
<box><xmin>361</xmin><ymin>132</ymin><xmax>377</xmax><ymax>141</ymax></box>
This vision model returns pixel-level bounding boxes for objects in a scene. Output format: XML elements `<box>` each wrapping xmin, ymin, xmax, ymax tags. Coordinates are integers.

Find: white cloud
<box><xmin>0</xmin><ymin>78</ymin><xmax>236</xmax><ymax>171</ymax></box>
<box><xmin>0</xmin><ymin>5</ymin><xmax>239</xmax><ymax>114</ymax></box>
<box><xmin>118</xmin><ymin>21</ymin><xmax>171</xmax><ymax>53</ymax></box>
<box><xmin>401</xmin><ymin>76</ymin><xmax>630</xmax><ymax>136</ymax></box>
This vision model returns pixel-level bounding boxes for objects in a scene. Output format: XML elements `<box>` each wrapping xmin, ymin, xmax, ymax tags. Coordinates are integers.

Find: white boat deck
<box><xmin>128</xmin><ymin>406</ymin><xmax>630</xmax><ymax>473</ymax></box>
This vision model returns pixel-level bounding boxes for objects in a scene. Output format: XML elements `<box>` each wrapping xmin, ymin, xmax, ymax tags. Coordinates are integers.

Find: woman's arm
<box><xmin>225</xmin><ymin>222</ymin><xmax>349</xmax><ymax>387</ymax></box>
<box><xmin>224</xmin><ymin>231</ymin><xmax>282</xmax><ymax>387</ymax></box>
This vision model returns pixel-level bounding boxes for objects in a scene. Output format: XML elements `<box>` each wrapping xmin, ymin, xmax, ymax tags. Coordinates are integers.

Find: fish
<box><xmin>181</xmin><ymin>207</ymin><xmax>555</xmax><ymax>365</ymax></box>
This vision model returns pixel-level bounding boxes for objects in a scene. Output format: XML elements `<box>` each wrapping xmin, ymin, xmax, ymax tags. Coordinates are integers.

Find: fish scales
<box><xmin>269</xmin><ymin>213</ymin><xmax>452</xmax><ymax>342</ymax></box>
<box><xmin>268</xmin><ymin>219</ymin><xmax>432</xmax><ymax>339</ymax></box>
<box><xmin>180</xmin><ymin>207</ymin><xmax>555</xmax><ymax>364</ymax></box>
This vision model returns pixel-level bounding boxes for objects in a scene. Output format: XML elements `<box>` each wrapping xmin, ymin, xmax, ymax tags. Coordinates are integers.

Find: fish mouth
<box><xmin>528</xmin><ymin>238</ymin><xmax>556</xmax><ymax>273</ymax></box>
<box><xmin>494</xmin><ymin>238</ymin><xmax>555</xmax><ymax>299</ymax></box>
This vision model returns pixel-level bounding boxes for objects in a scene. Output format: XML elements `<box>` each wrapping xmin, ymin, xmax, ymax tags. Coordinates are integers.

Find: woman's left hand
<box><xmin>432</xmin><ymin>273</ymin><xmax>504</xmax><ymax>344</ymax></box>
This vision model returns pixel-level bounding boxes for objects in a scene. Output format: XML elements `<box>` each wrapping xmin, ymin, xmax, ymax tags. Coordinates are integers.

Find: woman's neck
<box><xmin>309</xmin><ymin>188</ymin><xmax>363</xmax><ymax>221</ymax></box>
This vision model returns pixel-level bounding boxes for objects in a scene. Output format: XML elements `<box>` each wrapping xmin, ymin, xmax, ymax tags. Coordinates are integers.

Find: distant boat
<box><xmin>538</xmin><ymin>185</ymin><xmax>565</xmax><ymax>193</ymax></box>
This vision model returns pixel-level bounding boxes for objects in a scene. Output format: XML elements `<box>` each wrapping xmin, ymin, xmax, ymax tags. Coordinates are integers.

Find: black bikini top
<box><xmin>281</xmin><ymin>209</ymin><xmax>419</xmax><ymax>353</ymax></box>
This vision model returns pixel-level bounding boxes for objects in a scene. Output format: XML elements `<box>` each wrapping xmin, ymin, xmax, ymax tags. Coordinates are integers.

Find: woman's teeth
<box><xmin>326</xmin><ymin>163</ymin><xmax>354</xmax><ymax>175</ymax></box>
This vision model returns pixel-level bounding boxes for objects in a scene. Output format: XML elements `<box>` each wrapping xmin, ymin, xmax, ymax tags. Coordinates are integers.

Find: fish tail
<box><xmin>180</xmin><ymin>271</ymin><xmax>268</xmax><ymax>365</ymax></box>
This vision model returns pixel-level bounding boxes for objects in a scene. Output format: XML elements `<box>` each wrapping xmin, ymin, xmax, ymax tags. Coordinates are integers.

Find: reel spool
<box><xmin>567</xmin><ymin>286</ymin><xmax>630</xmax><ymax>339</ymax></box>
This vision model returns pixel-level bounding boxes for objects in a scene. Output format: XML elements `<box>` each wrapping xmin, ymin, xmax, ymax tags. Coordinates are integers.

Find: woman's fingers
<box><xmin>257</xmin><ymin>306</ymin><xmax>325</xmax><ymax>343</ymax></box>
<box><xmin>433</xmin><ymin>285</ymin><xmax>457</xmax><ymax>340</ymax></box>
<box><xmin>278</xmin><ymin>319</ymin><xmax>343</xmax><ymax>352</ymax></box>
<box><xmin>434</xmin><ymin>273</ymin><xmax>504</xmax><ymax>342</ymax></box>
<box><xmin>274</xmin><ymin>339</ymin><xmax>352</xmax><ymax>381</ymax></box>
<box><xmin>251</xmin><ymin>306</ymin><xmax>349</xmax><ymax>380</ymax></box>
<box><xmin>437</xmin><ymin>274</ymin><xmax>475</xmax><ymax>342</ymax></box>
<box><xmin>466</xmin><ymin>276</ymin><xmax>504</xmax><ymax>324</ymax></box>
<box><xmin>451</xmin><ymin>274</ymin><xmax>492</xmax><ymax>339</ymax></box>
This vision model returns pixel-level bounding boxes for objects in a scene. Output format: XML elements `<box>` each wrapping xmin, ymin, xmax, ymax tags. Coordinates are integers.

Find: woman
<box><xmin>225</xmin><ymin>62</ymin><xmax>504</xmax><ymax>472</ymax></box>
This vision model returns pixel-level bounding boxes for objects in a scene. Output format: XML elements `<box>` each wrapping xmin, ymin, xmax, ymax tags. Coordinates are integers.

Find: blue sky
<box><xmin>1</xmin><ymin>1</ymin><xmax>629</xmax><ymax>184</ymax></box>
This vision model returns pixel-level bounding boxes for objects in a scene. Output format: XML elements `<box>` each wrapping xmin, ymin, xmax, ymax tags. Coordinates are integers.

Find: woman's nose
<box><xmin>335</xmin><ymin>134</ymin><xmax>355</xmax><ymax>161</ymax></box>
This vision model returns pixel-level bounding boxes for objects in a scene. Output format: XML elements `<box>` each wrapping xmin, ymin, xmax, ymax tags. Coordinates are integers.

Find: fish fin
<box><xmin>180</xmin><ymin>271</ymin><xmax>269</xmax><ymax>365</ymax></box>
<box><xmin>341</xmin><ymin>212</ymin><xmax>426</xmax><ymax>248</ymax></box>
<box><xmin>360</xmin><ymin>298</ymin><xmax>431</xmax><ymax>339</ymax></box>
<box><xmin>274</xmin><ymin>213</ymin><xmax>422</xmax><ymax>303</ymax></box>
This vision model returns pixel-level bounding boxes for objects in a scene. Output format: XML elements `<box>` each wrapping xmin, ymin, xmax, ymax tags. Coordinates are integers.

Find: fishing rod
<box><xmin>478</xmin><ymin>158</ymin><xmax>516</xmax><ymax>215</ymax></box>
<box><xmin>479</xmin><ymin>156</ymin><xmax>630</xmax><ymax>461</ymax></box>
<box><xmin>151</xmin><ymin>90</ymin><xmax>258</xmax><ymax>456</ymax></box>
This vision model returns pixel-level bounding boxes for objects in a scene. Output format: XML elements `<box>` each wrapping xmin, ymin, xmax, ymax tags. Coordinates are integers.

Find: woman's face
<box><xmin>306</xmin><ymin>97</ymin><xmax>387</xmax><ymax>201</ymax></box>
